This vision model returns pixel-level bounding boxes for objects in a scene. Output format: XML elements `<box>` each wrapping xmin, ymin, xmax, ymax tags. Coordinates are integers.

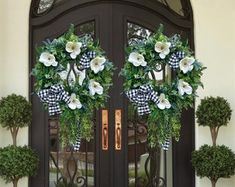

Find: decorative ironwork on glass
<box><xmin>49</xmin><ymin>117</ymin><xmax>95</xmax><ymax>187</ymax></box>
<box><xmin>37</xmin><ymin>0</ymin><xmax>68</xmax><ymax>14</ymax></box>
<box><xmin>37</xmin><ymin>0</ymin><xmax>54</xmax><ymax>14</ymax></box>
<box><xmin>77</xmin><ymin>22</ymin><xmax>95</xmax><ymax>39</ymax></box>
<box><xmin>157</xmin><ymin>0</ymin><xmax>185</xmax><ymax>16</ymax></box>
<box><xmin>127</xmin><ymin>22</ymin><xmax>152</xmax><ymax>46</ymax></box>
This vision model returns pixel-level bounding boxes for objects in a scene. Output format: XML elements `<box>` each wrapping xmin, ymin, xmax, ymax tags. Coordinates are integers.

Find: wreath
<box><xmin>121</xmin><ymin>25</ymin><xmax>205</xmax><ymax>148</ymax></box>
<box><xmin>32</xmin><ymin>25</ymin><xmax>114</xmax><ymax>149</ymax></box>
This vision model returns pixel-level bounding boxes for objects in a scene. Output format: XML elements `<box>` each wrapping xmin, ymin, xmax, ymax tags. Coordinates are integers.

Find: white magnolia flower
<box><xmin>68</xmin><ymin>93</ymin><xmax>82</xmax><ymax>110</ymax></box>
<box><xmin>39</xmin><ymin>52</ymin><xmax>58</xmax><ymax>67</ymax></box>
<box><xmin>90</xmin><ymin>56</ymin><xmax>106</xmax><ymax>74</ymax></box>
<box><xmin>128</xmin><ymin>52</ymin><xmax>147</xmax><ymax>67</ymax></box>
<box><xmin>65</xmin><ymin>41</ymin><xmax>82</xmax><ymax>59</ymax></box>
<box><xmin>178</xmin><ymin>79</ymin><xmax>193</xmax><ymax>96</ymax></box>
<box><xmin>89</xmin><ymin>79</ymin><xmax>103</xmax><ymax>96</ymax></box>
<box><xmin>157</xmin><ymin>93</ymin><xmax>171</xmax><ymax>110</ymax></box>
<box><xmin>58</xmin><ymin>63</ymin><xmax>86</xmax><ymax>87</ymax></box>
<box><xmin>154</xmin><ymin>41</ymin><xmax>171</xmax><ymax>59</ymax></box>
<box><xmin>179</xmin><ymin>57</ymin><xmax>195</xmax><ymax>74</ymax></box>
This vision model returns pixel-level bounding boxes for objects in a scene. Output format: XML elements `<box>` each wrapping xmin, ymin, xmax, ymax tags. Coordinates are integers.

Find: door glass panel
<box><xmin>156</xmin><ymin>0</ymin><xmax>185</xmax><ymax>16</ymax></box>
<box><xmin>49</xmin><ymin>21</ymin><xmax>95</xmax><ymax>187</ymax></box>
<box><xmin>127</xmin><ymin>22</ymin><xmax>173</xmax><ymax>187</ymax></box>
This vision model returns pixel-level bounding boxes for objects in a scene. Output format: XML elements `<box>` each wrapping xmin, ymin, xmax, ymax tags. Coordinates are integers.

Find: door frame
<box><xmin>29</xmin><ymin>1</ymin><xmax>195</xmax><ymax>187</ymax></box>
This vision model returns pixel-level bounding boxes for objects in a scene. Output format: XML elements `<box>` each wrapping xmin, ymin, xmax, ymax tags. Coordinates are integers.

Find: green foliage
<box><xmin>121</xmin><ymin>25</ymin><xmax>205</xmax><ymax>147</ymax></box>
<box><xmin>196</xmin><ymin>96</ymin><xmax>232</xmax><ymax>128</ymax></box>
<box><xmin>32</xmin><ymin>25</ymin><xmax>114</xmax><ymax>145</ymax></box>
<box><xmin>192</xmin><ymin>145</ymin><xmax>235</xmax><ymax>182</ymax></box>
<box><xmin>0</xmin><ymin>145</ymin><xmax>39</xmax><ymax>183</ymax></box>
<box><xmin>0</xmin><ymin>94</ymin><xmax>32</xmax><ymax>129</ymax></box>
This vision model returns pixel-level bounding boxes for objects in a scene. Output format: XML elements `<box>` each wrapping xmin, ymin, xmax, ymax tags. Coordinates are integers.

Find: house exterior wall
<box><xmin>0</xmin><ymin>0</ymin><xmax>234</xmax><ymax>186</ymax></box>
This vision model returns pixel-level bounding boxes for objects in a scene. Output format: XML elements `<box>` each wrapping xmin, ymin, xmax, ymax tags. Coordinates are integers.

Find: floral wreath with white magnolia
<box><xmin>32</xmin><ymin>25</ymin><xmax>114</xmax><ymax>150</ymax></box>
<box><xmin>121</xmin><ymin>25</ymin><xmax>205</xmax><ymax>148</ymax></box>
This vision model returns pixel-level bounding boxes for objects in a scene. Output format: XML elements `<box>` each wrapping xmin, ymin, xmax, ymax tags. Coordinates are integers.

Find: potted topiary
<box><xmin>192</xmin><ymin>96</ymin><xmax>235</xmax><ymax>187</ymax></box>
<box><xmin>196</xmin><ymin>96</ymin><xmax>232</xmax><ymax>146</ymax></box>
<box><xmin>192</xmin><ymin>145</ymin><xmax>235</xmax><ymax>187</ymax></box>
<box><xmin>0</xmin><ymin>94</ymin><xmax>32</xmax><ymax>146</ymax></box>
<box><xmin>0</xmin><ymin>145</ymin><xmax>39</xmax><ymax>187</ymax></box>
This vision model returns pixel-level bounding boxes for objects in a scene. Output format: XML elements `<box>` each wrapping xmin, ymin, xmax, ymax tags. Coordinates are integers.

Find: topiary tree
<box><xmin>0</xmin><ymin>145</ymin><xmax>39</xmax><ymax>187</ymax></box>
<box><xmin>196</xmin><ymin>96</ymin><xmax>232</xmax><ymax>146</ymax></box>
<box><xmin>0</xmin><ymin>94</ymin><xmax>32</xmax><ymax>146</ymax></box>
<box><xmin>192</xmin><ymin>145</ymin><xmax>235</xmax><ymax>187</ymax></box>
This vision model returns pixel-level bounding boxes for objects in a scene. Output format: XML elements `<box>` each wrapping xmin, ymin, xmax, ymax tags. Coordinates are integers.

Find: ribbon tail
<box><xmin>73</xmin><ymin>123</ymin><xmax>81</xmax><ymax>152</ymax></box>
<box><xmin>137</xmin><ymin>104</ymin><xmax>151</xmax><ymax>116</ymax></box>
<box><xmin>48</xmin><ymin>103</ymin><xmax>61</xmax><ymax>116</ymax></box>
<box><xmin>161</xmin><ymin>139</ymin><xmax>170</xmax><ymax>151</ymax></box>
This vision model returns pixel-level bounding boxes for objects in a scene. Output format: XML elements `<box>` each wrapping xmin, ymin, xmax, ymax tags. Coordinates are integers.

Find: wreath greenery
<box><xmin>32</xmin><ymin>25</ymin><xmax>114</xmax><ymax>145</ymax></box>
<box><xmin>121</xmin><ymin>25</ymin><xmax>205</xmax><ymax>147</ymax></box>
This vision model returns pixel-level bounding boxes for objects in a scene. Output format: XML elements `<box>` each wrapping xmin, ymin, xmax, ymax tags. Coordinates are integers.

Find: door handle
<box><xmin>115</xmin><ymin>109</ymin><xmax>122</xmax><ymax>150</ymax></box>
<box><xmin>102</xmin><ymin>109</ymin><xmax>108</xmax><ymax>150</ymax></box>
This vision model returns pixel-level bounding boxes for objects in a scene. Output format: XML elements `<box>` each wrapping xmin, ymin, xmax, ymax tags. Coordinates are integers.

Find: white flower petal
<box><xmin>178</xmin><ymin>80</ymin><xmax>192</xmax><ymax>96</ymax></box>
<box><xmin>66</xmin><ymin>42</ymin><xmax>82</xmax><ymax>59</ymax></box>
<box><xmin>96</xmin><ymin>85</ymin><xmax>104</xmax><ymax>95</ymax></box>
<box><xmin>157</xmin><ymin>102</ymin><xmax>166</xmax><ymax>110</ymax></box>
<box><xmin>128</xmin><ymin>52</ymin><xmax>147</xmax><ymax>67</ymax></box>
<box><xmin>141</xmin><ymin>60</ymin><xmax>147</xmax><ymax>67</ymax></box>
<box><xmin>180</xmin><ymin>57</ymin><xmax>195</xmax><ymax>74</ymax></box>
<box><xmin>66</xmin><ymin>42</ymin><xmax>74</xmax><ymax>53</ymax></box>
<box><xmin>70</xmin><ymin>52</ymin><xmax>77</xmax><ymax>59</ymax></box>
<box><xmin>52</xmin><ymin>60</ymin><xmax>58</xmax><ymax>67</ymax></box>
<box><xmin>68</xmin><ymin>93</ymin><xmax>82</xmax><ymax>110</ymax></box>
<box><xmin>68</xmin><ymin>102</ymin><xmax>77</xmax><ymax>110</ymax></box>
<box><xmin>159</xmin><ymin>53</ymin><xmax>166</xmax><ymax>59</ymax></box>
<box><xmin>90</xmin><ymin>57</ymin><xmax>106</xmax><ymax>73</ymax></box>
<box><xmin>39</xmin><ymin>52</ymin><xmax>57</xmax><ymax>67</ymax></box>
<box><xmin>154</xmin><ymin>42</ymin><xmax>163</xmax><ymax>53</ymax></box>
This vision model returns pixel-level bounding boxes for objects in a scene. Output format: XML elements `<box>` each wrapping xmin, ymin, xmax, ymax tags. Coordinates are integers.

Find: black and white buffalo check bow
<box><xmin>168</xmin><ymin>51</ymin><xmax>185</xmax><ymax>69</ymax></box>
<box><xmin>37</xmin><ymin>85</ymin><xmax>70</xmax><ymax>116</ymax></box>
<box><xmin>79</xmin><ymin>51</ymin><xmax>96</xmax><ymax>69</ymax></box>
<box><xmin>126</xmin><ymin>85</ymin><xmax>159</xmax><ymax>116</ymax></box>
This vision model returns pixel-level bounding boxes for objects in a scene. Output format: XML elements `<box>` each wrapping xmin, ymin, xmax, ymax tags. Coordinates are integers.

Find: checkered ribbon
<box><xmin>37</xmin><ymin>85</ymin><xmax>70</xmax><ymax>116</ymax></box>
<box><xmin>79</xmin><ymin>51</ymin><xmax>96</xmax><ymax>69</ymax></box>
<box><xmin>161</xmin><ymin>139</ymin><xmax>170</xmax><ymax>151</ymax></box>
<box><xmin>126</xmin><ymin>85</ymin><xmax>159</xmax><ymax>116</ymax></box>
<box><xmin>73</xmin><ymin>123</ymin><xmax>81</xmax><ymax>151</ymax></box>
<box><xmin>168</xmin><ymin>51</ymin><xmax>185</xmax><ymax>69</ymax></box>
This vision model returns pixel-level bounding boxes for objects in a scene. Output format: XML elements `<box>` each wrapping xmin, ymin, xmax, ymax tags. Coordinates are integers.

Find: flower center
<box><xmin>71</xmin><ymin>45</ymin><xmax>75</xmax><ymax>50</ymax></box>
<box><xmin>93</xmin><ymin>84</ymin><xmax>98</xmax><ymax>88</ymax></box>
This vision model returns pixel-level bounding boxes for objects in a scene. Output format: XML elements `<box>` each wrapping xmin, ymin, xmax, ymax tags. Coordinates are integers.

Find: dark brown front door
<box><xmin>29</xmin><ymin>1</ymin><xmax>194</xmax><ymax>187</ymax></box>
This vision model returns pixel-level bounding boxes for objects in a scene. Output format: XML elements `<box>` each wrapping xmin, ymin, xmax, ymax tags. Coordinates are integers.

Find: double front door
<box><xmin>30</xmin><ymin>1</ymin><xmax>195</xmax><ymax>187</ymax></box>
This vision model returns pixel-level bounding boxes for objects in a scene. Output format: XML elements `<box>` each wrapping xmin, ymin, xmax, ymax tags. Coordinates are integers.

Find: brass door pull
<box><xmin>102</xmin><ymin>110</ymin><xmax>108</xmax><ymax>150</ymax></box>
<box><xmin>115</xmin><ymin>110</ymin><xmax>122</xmax><ymax>150</ymax></box>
